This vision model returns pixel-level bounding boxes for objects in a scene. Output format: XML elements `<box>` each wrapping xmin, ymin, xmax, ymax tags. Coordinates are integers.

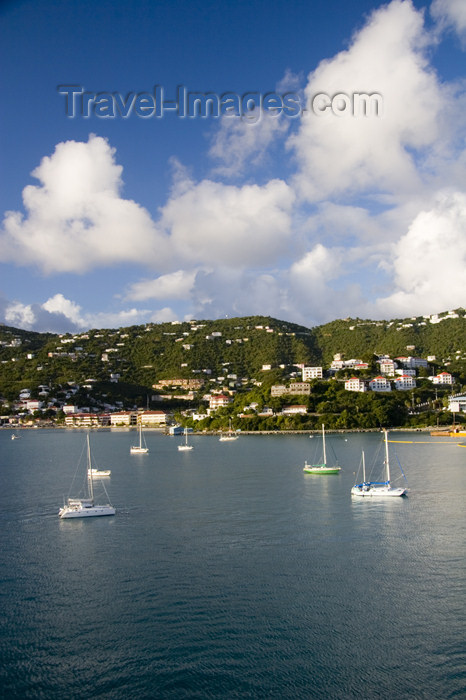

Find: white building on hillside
<box><xmin>302</xmin><ymin>366</ymin><xmax>323</xmax><ymax>380</ymax></box>
<box><xmin>369</xmin><ymin>376</ymin><xmax>392</xmax><ymax>392</ymax></box>
<box><xmin>394</xmin><ymin>375</ymin><xmax>416</xmax><ymax>390</ymax></box>
<box><xmin>378</xmin><ymin>360</ymin><xmax>396</xmax><ymax>376</ymax></box>
<box><xmin>281</xmin><ymin>405</ymin><xmax>308</xmax><ymax>415</ymax></box>
<box><xmin>209</xmin><ymin>394</ymin><xmax>232</xmax><ymax>410</ymax></box>
<box><xmin>344</xmin><ymin>377</ymin><xmax>368</xmax><ymax>392</ymax></box>
<box><xmin>429</xmin><ymin>372</ymin><xmax>454</xmax><ymax>385</ymax></box>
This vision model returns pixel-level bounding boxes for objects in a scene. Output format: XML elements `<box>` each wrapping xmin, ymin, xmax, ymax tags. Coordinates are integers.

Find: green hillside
<box><xmin>1</xmin><ymin>311</ymin><xmax>465</xmax><ymax>429</ymax></box>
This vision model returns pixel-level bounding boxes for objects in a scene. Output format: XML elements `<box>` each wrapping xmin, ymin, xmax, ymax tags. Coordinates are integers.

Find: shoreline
<box><xmin>2</xmin><ymin>424</ymin><xmax>454</xmax><ymax>435</ymax></box>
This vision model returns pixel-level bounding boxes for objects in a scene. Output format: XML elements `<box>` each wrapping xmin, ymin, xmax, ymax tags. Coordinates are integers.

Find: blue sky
<box><xmin>1</xmin><ymin>0</ymin><xmax>466</xmax><ymax>332</ymax></box>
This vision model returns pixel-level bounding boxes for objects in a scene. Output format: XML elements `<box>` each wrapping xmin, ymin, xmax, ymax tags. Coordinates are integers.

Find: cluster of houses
<box><xmin>2</xmin><ymin>315</ymin><xmax>463</xmax><ymax>425</ymax></box>
<box><xmin>329</xmin><ymin>354</ymin><xmax>455</xmax><ymax>393</ymax></box>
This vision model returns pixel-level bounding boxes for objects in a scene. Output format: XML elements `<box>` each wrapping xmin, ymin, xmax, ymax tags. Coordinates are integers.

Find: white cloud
<box><xmin>431</xmin><ymin>0</ymin><xmax>466</xmax><ymax>43</ymax></box>
<box><xmin>0</xmin><ymin>135</ymin><xmax>167</xmax><ymax>274</ymax></box>
<box><xmin>208</xmin><ymin>69</ymin><xmax>303</xmax><ymax>178</ymax></box>
<box><xmin>0</xmin><ymin>293</ymin><xmax>158</xmax><ymax>332</ymax></box>
<box><xmin>149</xmin><ymin>307</ymin><xmax>179</xmax><ymax>323</ymax></box>
<box><xmin>5</xmin><ymin>301</ymin><xmax>36</xmax><ymax>328</ymax></box>
<box><xmin>186</xmin><ymin>267</ymin><xmax>286</xmax><ymax>321</ymax></box>
<box><xmin>375</xmin><ymin>190</ymin><xmax>466</xmax><ymax>316</ymax></box>
<box><xmin>160</xmin><ymin>177</ymin><xmax>295</xmax><ymax>268</ymax></box>
<box><xmin>126</xmin><ymin>270</ymin><xmax>198</xmax><ymax>301</ymax></box>
<box><xmin>42</xmin><ymin>293</ymin><xmax>85</xmax><ymax>325</ymax></box>
<box><xmin>289</xmin><ymin>0</ymin><xmax>446</xmax><ymax>201</ymax></box>
<box><xmin>3</xmin><ymin>1</ymin><xmax>466</xmax><ymax>334</ymax></box>
<box><xmin>209</xmin><ymin>113</ymin><xmax>289</xmax><ymax>177</ymax></box>
<box><xmin>86</xmin><ymin>307</ymin><xmax>154</xmax><ymax>329</ymax></box>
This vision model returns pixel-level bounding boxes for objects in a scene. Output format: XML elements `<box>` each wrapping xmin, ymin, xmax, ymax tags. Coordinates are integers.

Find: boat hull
<box><xmin>303</xmin><ymin>460</ymin><xmax>341</xmax><ymax>474</ymax></box>
<box><xmin>178</xmin><ymin>445</ymin><xmax>193</xmax><ymax>451</ymax></box>
<box><xmin>303</xmin><ymin>467</ymin><xmax>341</xmax><ymax>474</ymax></box>
<box><xmin>130</xmin><ymin>447</ymin><xmax>149</xmax><ymax>454</ymax></box>
<box><xmin>59</xmin><ymin>504</ymin><xmax>116</xmax><ymax>518</ymax></box>
<box><xmin>351</xmin><ymin>485</ymin><xmax>406</xmax><ymax>497</ymax></box>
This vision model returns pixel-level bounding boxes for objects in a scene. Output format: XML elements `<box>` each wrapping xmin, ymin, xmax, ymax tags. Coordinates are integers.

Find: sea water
<box><xmin>0</xmin><ymin>429</ymin><xmax>465</xmax><ymax>699</ymax></box>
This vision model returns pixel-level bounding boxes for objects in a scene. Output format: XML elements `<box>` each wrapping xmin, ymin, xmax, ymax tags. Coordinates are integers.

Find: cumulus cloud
<box><xmin>4</xmin><ymin>298</ymin><xmax>83</xmax><ymax>333</ymax></box>
<box><xmin>0</xmin><ymin>293</ymin><xmax>157</xmax><ymax>332</ymax></box>
<box><xmin>0</xmin><ymin>135</ymin><xmax>167</xmax><ymax>273</ymax></box>
<box><xmin>289</xmin><ymin>0</ymin><xmax>446</xmax><ymax>201</ymax></box>
<box><xmin>42</xmin><ymin>294</ymin><xmax>84</xmax><ymax>326</ymax></box>
<box><xmin>126</xmin><ymin>270</ymin><xmax>198</xmax><ymax>301</ymax></box>
<box><xmin>2</xmin><ymin>1</ymin><xmax>466</xmax><ymax>334</ymax></box>
<box><xmin>375</xmin><ymin>190</ymin><xmax>466</xmax><ymax>317</ymax></box>
<box><xmin>160</xmin><ymin>176</ymin><xmax>295</xmax><ymax>268</ymax></box>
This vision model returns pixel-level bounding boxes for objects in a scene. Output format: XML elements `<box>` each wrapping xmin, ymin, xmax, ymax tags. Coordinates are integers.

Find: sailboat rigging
<box><xmin>59</xmin><ymin>434</ymin><xmax>115</xmax><ymax>518</ymax></box>
<box><xmin>351</xmin><ymin>430</ymin><xmax>407</xmax><ymax>497</ymax></box>
<box><xmin>303</xmin><ymin>424</ymin><xmax>341</xmax><ymax>474</ymax></box>
<box><xmin>130</xmin><ymin>422</ymin><xmax>149</xmax><ymax>454</ymax></box>
<box><xmin>219</xmin><ymin>418</ymin><xmax>238</xmax><ymax>441</ymax></box>
<box><xmin>178</xmin><ymin>426</ymin><xmax>193</xmax><ymax>451</ymax></box>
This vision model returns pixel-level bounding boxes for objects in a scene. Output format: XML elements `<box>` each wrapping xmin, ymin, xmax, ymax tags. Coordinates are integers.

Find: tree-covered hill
<box><xmin>313</xmin><ymin>311</ymin><xmax>466</xmax><ymax>364</ymax></box>
<box><xmin>1</xmin><ymin>310</ymin><xmax>465</xmax><ymax>403</ymax></box>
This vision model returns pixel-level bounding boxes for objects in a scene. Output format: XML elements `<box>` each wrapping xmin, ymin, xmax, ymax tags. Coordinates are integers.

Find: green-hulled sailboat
<box><xmin>303</xmin><ymin>424</ymin><xmax>341</xmax><ymax>475</ymax></box>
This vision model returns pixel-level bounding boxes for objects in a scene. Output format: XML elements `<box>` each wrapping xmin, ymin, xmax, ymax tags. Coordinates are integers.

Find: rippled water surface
<box><xmin>1</xmin><ymin>429</ymin><xmax>465</xmax><ymax>699</ymax></box>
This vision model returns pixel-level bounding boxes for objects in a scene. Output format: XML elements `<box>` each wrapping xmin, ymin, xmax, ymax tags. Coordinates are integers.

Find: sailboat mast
<box><xmin>87</xmin><ymin>433</ymin><xmax>94</xmax><ymax>501</ymax></box>
<box><xmin>362</xmin><ymin>450</ymin><xmax>366</xmax><ymax>482</ymax></box>
<box><xmin>384</xmin><ymin>430</ymin><xmax>390</xmax><ymax>484</ymax></box>
<box><xmin>322</xmin><ymin>424</ymin><xmax>326</xmax><ymax>464</ymax></box>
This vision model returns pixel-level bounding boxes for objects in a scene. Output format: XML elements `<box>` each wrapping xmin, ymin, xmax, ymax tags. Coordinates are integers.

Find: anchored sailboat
<box><xmin>59</xmin><ymin>434</ymin><xmax>115</xmax><ymax>518</ymax></box>
<box><xmin>303</xmin><ymin>424</ymin><xmax>341</xmax><ymax>474</ymax></box>
<box><xmin>178</xmin><ymin>427</ymin><xmax>193</xmax><ymax>451</ymax></box>
<box><xmin>219</xmin><ymin>418</ymin><xmax>238</xmax><ymax>441</ymax></box>
<box><xmin>351</xmin><ymin>430</ymin><xmax>407</xmax><ymax>497</ymax></box>
<box><xmin>130</xmin><ymin>422</ymin><xmax>149</xmax><ymax>454</ymax></box>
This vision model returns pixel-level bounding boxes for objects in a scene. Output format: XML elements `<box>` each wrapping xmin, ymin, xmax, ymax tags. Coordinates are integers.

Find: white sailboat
<box><xmin>351</xmin><ymin>430</ymin><xmax>407</xmax><ymax>497</ymax></box>
<box><xmin>303</xmin><ymin>424</ymin><xmax>341</xmax><ymax>474</ymax></box>
<box><xmin>130</xmin><ymin>422</ymin><xmax>149</xmax><ymax>454</ymax></box>
<box><xmin>219</xmin><ymin>418</ymin><xmax>238</xmax><ymax>441</ymax></box>
<box><xmin>59</xmin><ymin>434</ymin><xmax>115</xmax><ymax>518</ymax></box>
<box><xmin>178</xmin><ymin>427</ymin><xmax>193</xmax><ymax>451</ymax></box>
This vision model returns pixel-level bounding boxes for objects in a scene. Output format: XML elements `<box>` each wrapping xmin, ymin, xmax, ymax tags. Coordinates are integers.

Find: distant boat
<box><xmin>59</xmin><ymin>434</ymin><xmax>115</xmax><ymax>519</ymax></box>
<box><xmin>130</xmin><ymin>422</ymin><xmax>149</xmax><ymax>454</ymax></box>
<box><xmin>219</xmin><ymin>418</ymin><xmax>238</xmax><ymax>442</ymax></box>
<box><xmin>178</xmin><ymin>427</ymin><xmax>193</xmax><ymax>451</ymax></box>
<box><xmin>303</xmin><ymin>424</ymin><xmax>341</xmax><ymax>474</ymax></box>
<box><xmin>11</xmin><ymin>433</ymin><xmax>20</xmax><ymax>440</ymax></box>
<box><xmin>351</xmin><ymin>430</ymin><xmax>407</xmax><ymax>498</ymax></box>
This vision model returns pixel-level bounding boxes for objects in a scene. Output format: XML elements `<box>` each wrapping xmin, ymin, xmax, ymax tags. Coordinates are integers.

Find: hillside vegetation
<box><xmin>1</xmin><ymin>310</ymin><xmax>465</xmax><ymax>430</ymax></box>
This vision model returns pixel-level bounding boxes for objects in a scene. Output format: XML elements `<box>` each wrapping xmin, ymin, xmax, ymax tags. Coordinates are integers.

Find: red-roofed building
<box><xmin>209</xmin><ymin>394</ymin><xmax>232</xmax><ymax>410</ymax></box>
<box><xmin>369</xmin><ymin>376</ymin><xmax>392</xmax><ymax>392</ymax></box>
<box><xmin>344</xmin><ymin>377</ymin><xmax>368</xmax><ymax>392</ymax></box>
